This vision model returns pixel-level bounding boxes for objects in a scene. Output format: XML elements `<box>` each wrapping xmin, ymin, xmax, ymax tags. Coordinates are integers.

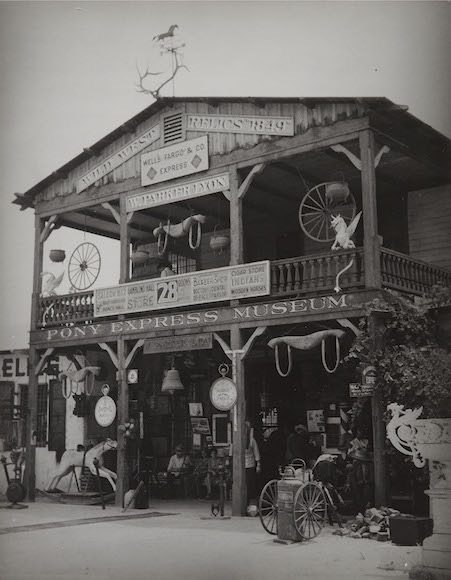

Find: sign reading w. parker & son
<box><xmin>34</xmin><ymin>293</ymin><xmax>362</xmax><ymax>344</ymax></box>
<box><xmin>94</xmin><ymin>261</ymin><xmax>270</xmax><ymax>317</ymax></box>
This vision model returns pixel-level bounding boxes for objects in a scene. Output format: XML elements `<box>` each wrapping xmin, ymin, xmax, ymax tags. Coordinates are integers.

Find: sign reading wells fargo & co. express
<box><xmin>77</xmin><ymin>124</ymin><xmax>160</xmax><ymax>193</ymax></box>
<box><xmin>141</xmin><ymin>135</ymin><xmax>209</xmax><ymax>187</ymax></box>
<box><xmin>126</xmin><ymin>172</ymin><xmax>229</xmax><ymax>212</ymax></box>
<box><xmin>94</xmin><ymin>261</ymin><xmax>270</xmax><ymax>317</ymax></box>
<box><xmin>186</xmin><ymin>114</ymin><xmax>294</xmax><ymax>136</ymax></box>
<box><xmin>144</xmin><ymin>333</ymin><xmax>212</xmax><ymax>354</ymax></box>
<box><xmin>34</xmin><ymin>293</ymin><xmax>363</xmax><ymax>344</ymax></box>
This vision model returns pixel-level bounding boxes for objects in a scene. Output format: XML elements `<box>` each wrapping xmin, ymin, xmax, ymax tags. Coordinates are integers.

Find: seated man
<box><xmin>166</xmin><ymin>444</ymin><xmax>192</xmax><ymax>497</ymax></box>
<box><xmin>193</xmin><ymin>448</ymin><xmax>209</xmax><ymax>498</ymax></box>
<box><xmin>205</xmin><ymin>448</ymin><xmax>220</xmax><ymax>499</ymax></box>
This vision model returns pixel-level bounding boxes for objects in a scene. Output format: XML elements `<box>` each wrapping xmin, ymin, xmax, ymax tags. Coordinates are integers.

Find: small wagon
<box><xmin>258</xmin><ymin>459</ymin><xmax>331</xmax><ymax>540</ymax></box>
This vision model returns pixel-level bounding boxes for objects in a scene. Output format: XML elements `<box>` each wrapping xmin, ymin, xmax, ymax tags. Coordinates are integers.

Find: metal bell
<box><xmin>161</xmin><ymin>367</ymin><xmax>184</xmax><ymax>394</ymax></box>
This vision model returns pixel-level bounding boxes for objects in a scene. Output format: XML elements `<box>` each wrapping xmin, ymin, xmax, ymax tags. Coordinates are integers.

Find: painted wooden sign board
<box><xmin>77</xmin><ymin>124</ymin><xmax>160</xmax><ymax>193</ymax></box>
<box><xmin>186</xmin><ymin>114</ymin><xmax>294</xmax><ymax>136</ymax></box>
<box><xmin>94</xmin><ymin>260</ymin><xmax>270</xmax><ymax>317</ymax></box>
<box><xmin>143</xmin><ymin>333</ymin><xmax>212</xmax><ymax>354</ymax></box>
<box><xmin>349</xmin><ymin>383</ymin><xmax>375</xmax><ymax>398</ymax></box>
<box><xmin>141</xmin><ymin>135</ymin><xmax>209</xmax><ymax>187</ymax></box>
<box><xmin>126</xmin><ymin>172</ymin><xmax>229</xmax><ymax>212</ymax></box>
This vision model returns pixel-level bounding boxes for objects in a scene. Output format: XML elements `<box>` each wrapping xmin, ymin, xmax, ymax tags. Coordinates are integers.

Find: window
<box><xmin>167</xmin><ymin>252</ymin><xmax>197</xmax><ymax>275</ymax></box>
<box><xmin>212</xmin><ymin>414</ymin><xmax>231</xmax><ymax>447</ymax></box>
<box><xmin>36</xmin><ymin>384</ymin><xmax>48</xmax><ymax>447</ymax></box>
<box><xmin>48</xmin><ymin>380</ymin><xmax>66</xmax><ymax>453</ymax></box>
<box><xmin>161</xmin><ymin>110</ymin><xmax>185</xmax><ymax>145</ymax></box>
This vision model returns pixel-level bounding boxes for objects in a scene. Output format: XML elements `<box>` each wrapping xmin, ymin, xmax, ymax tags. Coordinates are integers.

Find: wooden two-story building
<box><xmin>14</xmin><ymin>97</ymin><xmax>451</xmax><ymax>514</ymax></box>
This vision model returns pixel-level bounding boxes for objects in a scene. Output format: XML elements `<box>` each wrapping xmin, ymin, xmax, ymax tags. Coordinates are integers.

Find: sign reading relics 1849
<box><xmin>141</xmin><ymin>135</ymin><xmax>209</xmax><ymax>187</ymax></box>
<box><xmin>126</xmin><ymin>173</ymin><xmax>229</xmax><ymax>212</ymax></box>
<box><xmin>94</xmin><ymin>261</ymin><xmax>270</xmax><ymax>317</ymax></box>
<box><xmin>77</xmin><ymin>124</ymin><xmax>160</xmax><ymax>193</ymax></box>
<box><xmin>186</xmin><ymin>114</ymin><xmax>294</xmax><ymax>136</ymax></box>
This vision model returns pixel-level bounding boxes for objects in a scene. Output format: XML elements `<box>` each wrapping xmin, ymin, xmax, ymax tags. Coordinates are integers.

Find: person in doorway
<box><xmin>348</xmin><ymin>447</ymin><xmax>374</xmax><ymax>514</ymax></box>
<box><xmin>348</xmin><ymin>429</ymin><xmax>369</xmax><ymax>458</ymax></box>
<box><xmin>286</xmin><ymin>423</ymin><xmax>319</xmax><ymax>467</ymax></box>
<box><xmin>167</xmin><ymin>444</ymin><xmax>192</xmax><ymax>497</ymax></box>
<box><xmin>245</xmin><ymin>421</ymin><xmax>261</xmax><ymax>507</ymax></box>
<box><xmin>205</xmin><ymin>448</ymin><xmax>221</xmax><ymax>499</ymax></box>
<box><xmin>312</xmin><ymin>454</ymin><xmax>344</xmax><ymax>527</ymax></box>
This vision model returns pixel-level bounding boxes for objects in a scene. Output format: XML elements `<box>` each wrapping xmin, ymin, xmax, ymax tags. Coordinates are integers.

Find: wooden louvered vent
<box><xmin>162</xmin><ymin>110</ymin><xmax>185</xmax><ymax>145</ymax></box>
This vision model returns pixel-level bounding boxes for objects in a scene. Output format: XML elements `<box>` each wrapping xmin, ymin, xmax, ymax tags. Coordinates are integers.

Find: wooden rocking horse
<box><xmin>45</xmin><ymin>439</ymin><xmax>118</xmax><ymax>492</ymax></box>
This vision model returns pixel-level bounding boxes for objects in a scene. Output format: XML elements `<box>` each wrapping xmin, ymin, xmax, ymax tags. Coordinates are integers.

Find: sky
<box><xmin>0</xmin><ymin>0</ymin><xmax>450</xmax><ymax>350</ymax></box>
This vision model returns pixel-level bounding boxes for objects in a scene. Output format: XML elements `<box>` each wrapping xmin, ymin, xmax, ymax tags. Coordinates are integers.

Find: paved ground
<box><xmin>0</xmin><ymin>499</ymin><xmax>415</xmax><ymax>580</ymax></box>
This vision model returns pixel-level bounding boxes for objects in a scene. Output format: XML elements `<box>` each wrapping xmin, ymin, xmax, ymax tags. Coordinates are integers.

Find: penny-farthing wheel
<box><xmin>258</xmin><ymin>479</ymin><xmax>278</xmax><ymax>535</ymax></box>
<box><xmin>293</xmin><ymin>482</ymin><xmax>327</xmax><ymax>540</ymax></box>
<box><xmin>299</xmin><ymin>182</ymin><xmax>356</xmax><ymax>242</ymax></box>
<box><xmin>68</xmin><ymin>242</ymin><xmax>101</xmax><ymax>291</ymax></box>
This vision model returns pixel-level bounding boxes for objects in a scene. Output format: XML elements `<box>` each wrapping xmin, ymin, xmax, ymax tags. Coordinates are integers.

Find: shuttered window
<box><xmin>36</xmin><ymin>384</ymin><xmax>48</xmax><ymax>447</ymax></box>
<box><xmin>48</xmin><ymin>380</ymin><xmax>66</xmax><ymax>453</ymax></box>
<box><xmin>162</xmin><ymin>110</ymin><xmax>185</xmax><ymax>145</ymax></box>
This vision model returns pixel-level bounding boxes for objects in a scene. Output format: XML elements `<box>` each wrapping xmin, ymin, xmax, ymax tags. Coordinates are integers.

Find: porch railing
<box><xmin>37</xmin><ymin>248</ymin><xmax>450</xmax><ymax>328</ymax></box>
<box><xmin>270</xmin><ymin>249</ymin><xmax>364</xmax><ymax>296</ymax></box>
<box><xmin>380</xmin><ymin>248</ymin><xmax>451</xmax><ymax>296</ymax></box>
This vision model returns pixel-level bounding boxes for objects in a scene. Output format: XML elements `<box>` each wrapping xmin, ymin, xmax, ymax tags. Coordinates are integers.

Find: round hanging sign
<box><xmin>210</xmin><ymin>377</ymin><xmax>237</xmax><ymax>411</ymax></box>
<box><xmin>94</xmin><ymin>384</ymin><xmax>116</xmax><ymax>427</ymax></box>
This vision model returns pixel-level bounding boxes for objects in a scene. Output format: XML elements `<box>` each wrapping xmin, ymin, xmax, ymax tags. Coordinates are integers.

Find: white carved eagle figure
<box><xmin>330</xmin><ymin>211</ymin><xmax>362</xmax><ymax>250</ymax></box>
<box><xmin>41</xmin><ymin>271</ymin><xmax>64</xmax><ymax>297</ymax></box>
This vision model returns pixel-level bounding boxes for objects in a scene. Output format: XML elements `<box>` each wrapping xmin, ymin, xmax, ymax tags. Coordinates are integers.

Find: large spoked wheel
<box><xmin>293</xmin><ymin>482</ymin><xmax>327</xmax><ymax>540</ymax></box>
<box><xmin>299</xmin><ymin>183</ymin><xmax>356</xmax><ymax>242</ymax></box>
<box><xmin>259</xmin><ymin>479</ymin><xmax>278</xmax><ymax>535</ymax></box>
<box><xmin>68</xmin><ymin>242</ymin><xmax>101</xmax><ymax>291</ymax></box>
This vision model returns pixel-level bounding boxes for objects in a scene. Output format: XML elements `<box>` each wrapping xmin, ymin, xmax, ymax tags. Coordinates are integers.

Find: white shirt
<box><xmin>167</xmin><ymin>454</ymin><xmax>191</xmax><ymax>476</ymax></box>
<box><xmin>245</xmin><ymin>438</ymin><xmax>260</xmax><ymax>469</ymax></box>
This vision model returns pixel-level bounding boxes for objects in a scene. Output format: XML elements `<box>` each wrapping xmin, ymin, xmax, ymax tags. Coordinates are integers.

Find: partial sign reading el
<box><xmin>141</xmin><ymin>135</ymin><xmax>209</xmax><ymax>187</ymax></box>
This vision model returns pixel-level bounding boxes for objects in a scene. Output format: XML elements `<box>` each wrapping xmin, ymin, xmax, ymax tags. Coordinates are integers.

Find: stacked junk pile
<box><xmin>334</xmin><ymin>507</ymin><xmax>433</xmax><ymax>546</ymax></box>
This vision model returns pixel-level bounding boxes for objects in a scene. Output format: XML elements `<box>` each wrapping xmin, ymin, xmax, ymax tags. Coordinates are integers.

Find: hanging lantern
<box><xmin>49</xmin><ymin>249</ymin><xmax>66</xmax><ymax>263</ymax></box>
<box><xmin>210</xmin><ymin>226</ymin><xmax>229</xmax><ymax>255</ymax></box>
<box><xmin>161</xmin><ymin>362</ymin><xmax>184</xmax><ymax>395</ymax></box>
<box><xmin>325</xmin><ymin>181</ymin><xmax>350</xmax><ymax>204</ymax></box>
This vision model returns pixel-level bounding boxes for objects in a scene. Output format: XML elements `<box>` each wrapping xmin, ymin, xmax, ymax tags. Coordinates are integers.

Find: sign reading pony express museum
<box><xmin>186</xmin><ymin>114</ymin><xmax>294</xmax><ymax>136</ymax></box>
<box><xmin>94</xmin><ymin>261</ymin><xmax>270</xmax><ymax>317</ymax></box>
<box><xmin>126</xmin><ymin>173</ymin><xmax>229</xmax><ymax>212</ymax></box>
<box><xmin>141</xmin><ymin>135</ymin><xmax>209</xmax><ymax>187</ymax></box>
<box><xmin>77</xmin><ymin>124</ymin><xmax>160</xmax><ymax>193</ymax></box>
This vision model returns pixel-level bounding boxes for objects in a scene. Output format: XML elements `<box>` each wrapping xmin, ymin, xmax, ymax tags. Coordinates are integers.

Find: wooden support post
<box><xmin>115</xmin><ymin>338</ymin><xmax>128</xmax><ymax>507</ymax></box>
<box><xmin>229</xmin><ymin>167</ymin><xmax>243</xmax><ymax>268</ymax></box>
<box><xmin>231</xmin><ymin>325</ymin><xmax>247</xmax><ymax>517</ymax></box>
<box><xmin>24</xmin><ymin>347</ymin><xmax>39</xmax><ymax>501</ymax></box>
<box><xmin>360</xmin><ymin>130</ymin><xmax>382</xmax><ymax>288</ymax></box>
<box><xmin>119</xmin><ymin>196</ymin><xmax>130</xmax><ymax>284</ymax></box>
<box><xmin>369</xmin><ymin>310</ymin><xmax>389</xmax><ymax>506</ymax></box>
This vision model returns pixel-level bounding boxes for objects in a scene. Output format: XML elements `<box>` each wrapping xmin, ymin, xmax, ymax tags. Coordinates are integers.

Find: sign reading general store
<box><xmin>94</xmin><ymin>261</ymin><xmax>270</xmax><ymax>317</ymax></box>
<box><xmin>33</xmin><ymin>292</ymin><xmax>366</xmax><ymax>344</ymax></box>
<box><xmin>141</xmin><ymin>135</ymin><xmax>209</xmax><ymax>187</ymax></box>
<box><xmin>186</xmin><ymin>114</ymin><xmax>294</xmax><ymax>136</ymax></box>
<box><xmin>126</xmin><ymin>172</ymin><xmax>229</xmax><ymax>212</ymax></box>
<box><xmin>77</xmin><ymin>124</ymin><xmax>160</xmax><ymax>193</ymax></box>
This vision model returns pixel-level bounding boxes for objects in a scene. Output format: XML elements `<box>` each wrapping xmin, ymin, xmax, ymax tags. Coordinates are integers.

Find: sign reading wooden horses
<box><xmin>153</xmin><ymin>214</ymin><xmax>206</xmax><ymax>255</ymax></box>
<box><xmin>45</xmin><ymin>439</ymin><xmax>118</xmax><ymax>492</ymax></box>
<box><xmin>268</xmin><ymin>329</ymin><xmax>346</xmax><ymax>377</ymax></box>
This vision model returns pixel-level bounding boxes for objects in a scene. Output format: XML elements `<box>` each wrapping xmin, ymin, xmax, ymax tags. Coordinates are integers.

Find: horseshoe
<box><xmin>321</xmin><ymin>336</ymin><xmax>341</xmax><ymax>374</ymax></box>
<box><xmin>157</xmin><ymin>219</ymin><xmax>170</xmax><ymax>256</ymax></box>
<box><xmin>189</xmin><ymin>220</ymin><xmax>202</xmax><ymax>250</ymax></box>
<box><xmin>274</xmin><ymin>343</ymin><xmax>293</xmax><ymax>377</ymax></box>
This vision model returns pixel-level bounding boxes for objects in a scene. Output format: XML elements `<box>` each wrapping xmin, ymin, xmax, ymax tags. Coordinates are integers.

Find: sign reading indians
<box><xmin>186</xmin><ymin>114</ymin><xmax>294</xmax><ymax>136</ymax></box>
<box><xmin>94</xmin><ymin>261</ymin><xmax>270</xmax><ymax>317</ymax></box>
<box><xmin>77</xmin><ymin>124</ymin><xmax>160</xmax><ymax>193</ymax></box>
<box><xmin>126</xmin><ymin>172</ymin><xmax>229</xmax><ymax>212</ymax></box>
<box><xmin>33</xmin><ymin>292</ymin><xmax>368</xmax><ymax>344</ymax></box>
<box><xmin>141</xmin><ymin>135</ymin><xmax>209</xmax><ymax>187</ymax></box>
<box><xmin>144</xmin><ymin>333</ymin><xmax>212</xmax><ymax>354</ymax></box>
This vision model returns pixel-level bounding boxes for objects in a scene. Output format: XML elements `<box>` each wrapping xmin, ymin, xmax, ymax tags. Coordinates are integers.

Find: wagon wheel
<box><xmin>258</xmin><ymin>479</ymin><xmax>278</xmax><ymax>535</ymax></box>
<box><xmin>68</xmin><ymin>242</ymin><xmax>101</xmax><ymax>291</ymax></box>
<box><xmin>299</xmin><ymin>183</ymin><xmax>356</xmax><ymax>242</ymax></box>
<box><xmin>293</xmin><ymin>482</ymin><xmax>327</xmax><ymax>540</ymax></box>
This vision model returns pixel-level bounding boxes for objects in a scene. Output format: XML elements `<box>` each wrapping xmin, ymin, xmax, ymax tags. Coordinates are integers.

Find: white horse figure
<box><xmin>46</xmin><ymin>439</ymin><xmax>118</xmax><ymax>492</ymax></box>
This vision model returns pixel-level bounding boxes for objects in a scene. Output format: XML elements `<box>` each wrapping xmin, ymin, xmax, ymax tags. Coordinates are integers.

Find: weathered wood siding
<box><xmin>408</xmin><ymin>185</ymin><xmax>451</xmax><ymax>269</ymax></box>
<box><xmin>35</xmin><ymin>99</ymin><xmax>367</xmax><ymax>207</ymax></box>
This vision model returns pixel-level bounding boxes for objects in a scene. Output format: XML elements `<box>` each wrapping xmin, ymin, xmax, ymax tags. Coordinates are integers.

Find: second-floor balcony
<box><xmin>37</xmin><ymin>247</ymin><xmax>451</xmax><ymax>329</ymax></box>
